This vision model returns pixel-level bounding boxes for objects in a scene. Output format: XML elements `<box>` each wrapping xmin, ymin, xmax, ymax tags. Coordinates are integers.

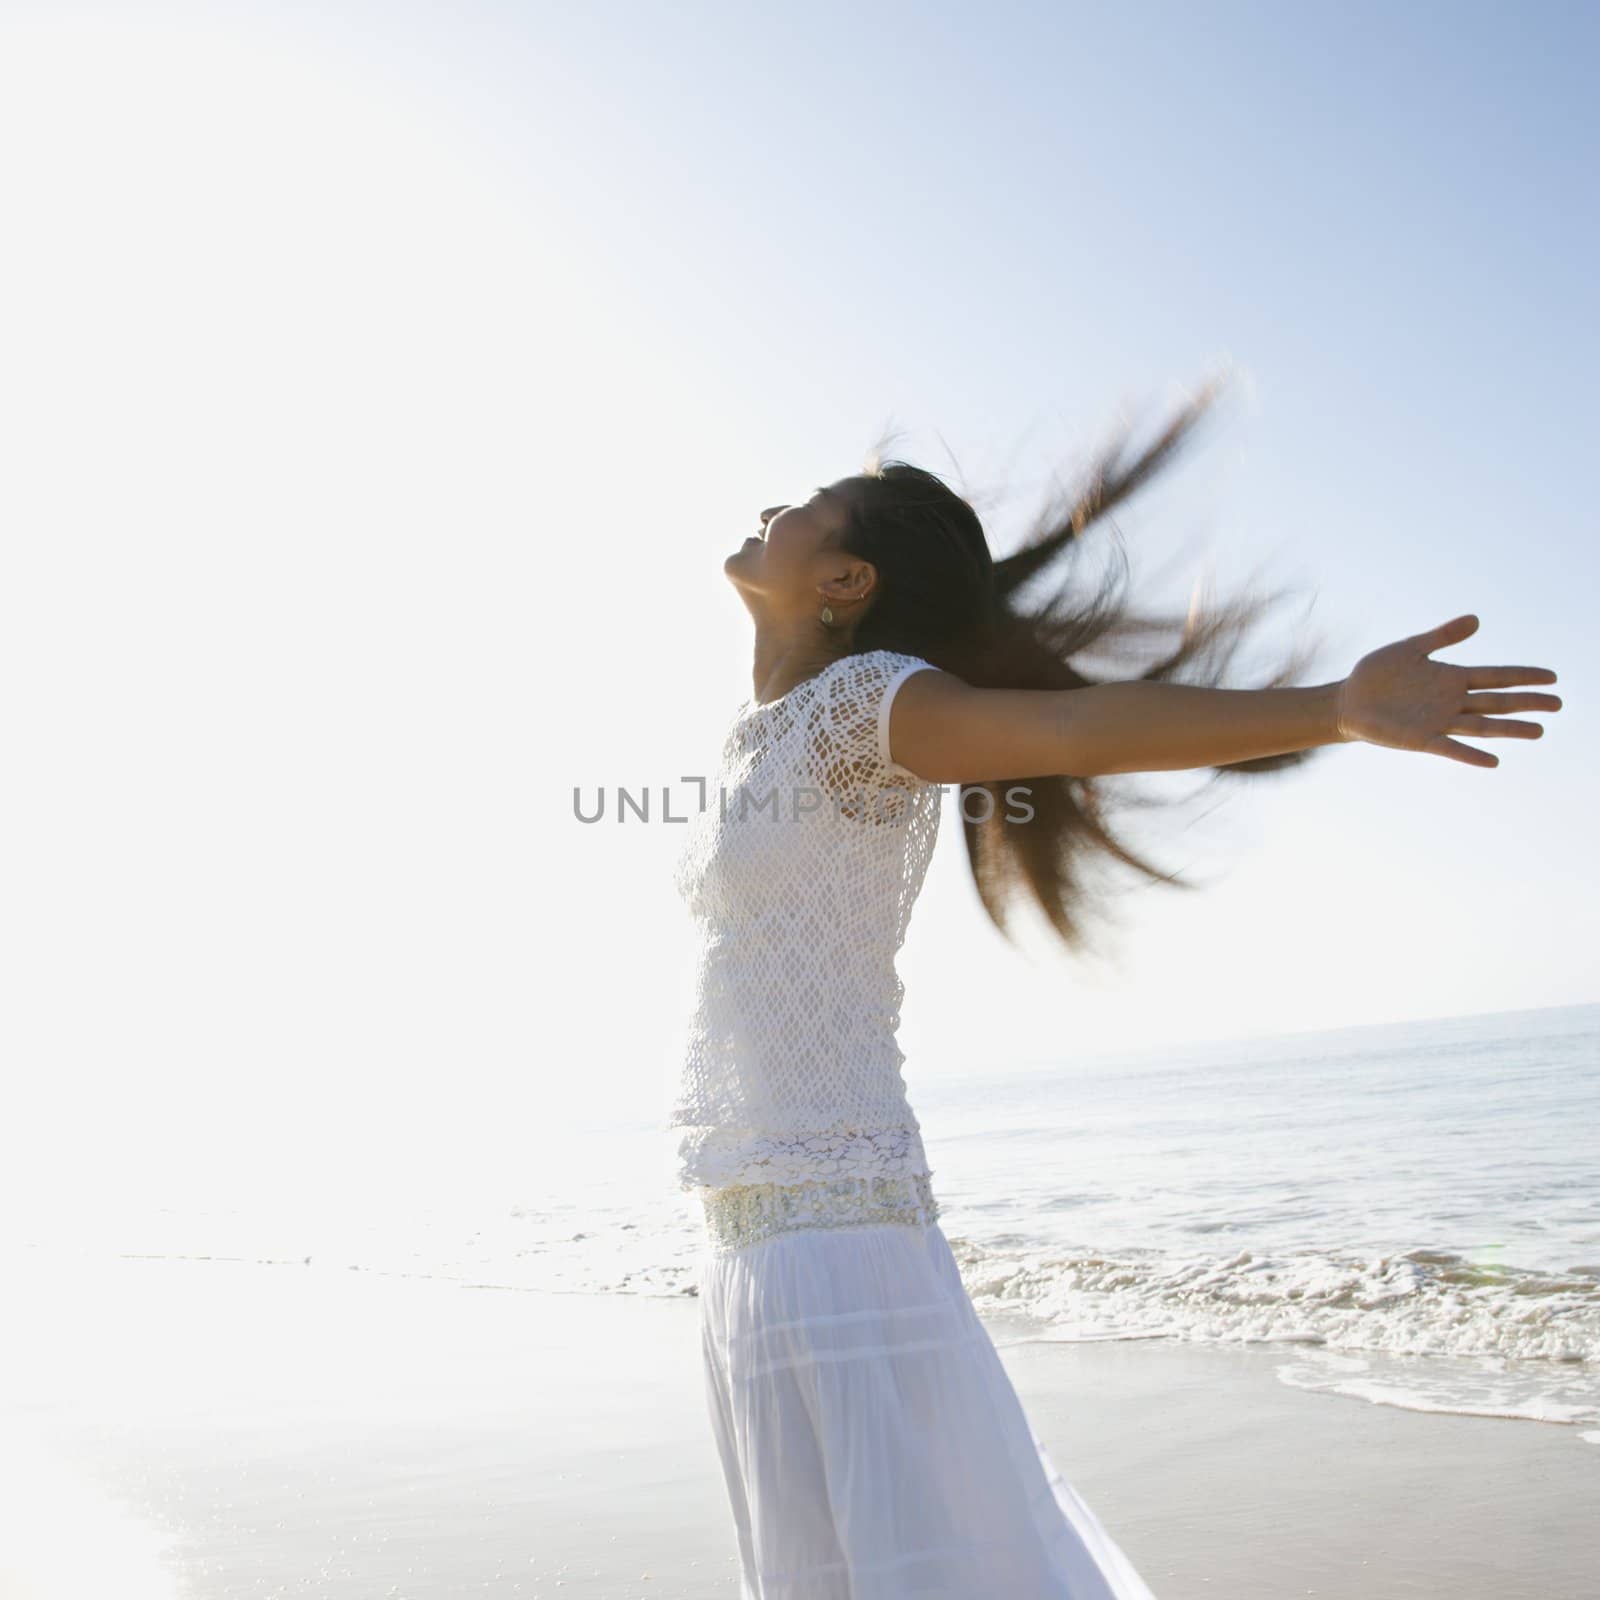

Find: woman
<box><xmin>667</xmin><ymin>379</ymin><xmax>1561</xmax><ymax>1599</ymax></box>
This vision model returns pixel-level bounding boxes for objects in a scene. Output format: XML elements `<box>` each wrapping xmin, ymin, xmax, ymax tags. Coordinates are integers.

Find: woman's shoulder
<box><xmin>811</xmin><ymin>650</ymin><xmax>945</xmax><ymax>720</ymax></box>
<box><xmin>806</xmin><ymin>650</ymin><xmax>948</xmax><ymax>790</ymax></box>
<box><xmin>833</xmin><ymin>647</ymin><xmax>940</xmax><ymax>682</ymax></box>
<box><xmin>812</xmin><ymin>650</ymin><xmax>943</xmax><ymax>757</ymax></box>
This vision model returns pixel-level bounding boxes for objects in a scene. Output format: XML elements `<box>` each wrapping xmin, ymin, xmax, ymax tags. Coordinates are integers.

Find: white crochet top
<box><xmin>667</xmin><ymin>648</ymin><xmax>944</xmax><ymax>1195</ymax></box>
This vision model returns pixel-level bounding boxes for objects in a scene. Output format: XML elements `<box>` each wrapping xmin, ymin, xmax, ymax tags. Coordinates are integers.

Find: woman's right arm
<box><xmin>888</xmin><ymin>671</ymin><xmax>1348</xmax><ymax>782</ymax></box>
<box><xmin>888</xmin><ymin>614</ymin><xmax>1560</xmax><ymax>782</ymax></box>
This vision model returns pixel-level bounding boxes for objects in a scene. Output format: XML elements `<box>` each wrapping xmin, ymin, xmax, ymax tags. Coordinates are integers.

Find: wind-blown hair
<box><xmin>830</xmin><ymin>371</ymin><xmax>1329</xmax><ymax>958</ymax></box>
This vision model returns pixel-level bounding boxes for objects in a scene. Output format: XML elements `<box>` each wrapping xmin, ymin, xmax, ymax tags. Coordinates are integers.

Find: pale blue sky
<box><xmin>0</xmin><ymin>2</ymin><xmax>1592</xmax><ymax>1204</ymax></box>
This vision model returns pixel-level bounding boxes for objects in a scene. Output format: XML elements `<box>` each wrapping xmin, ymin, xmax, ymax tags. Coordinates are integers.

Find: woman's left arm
<box><xmin>889</xmin><ymin>614</ymin><xmax>1562</xmax><ymax>783</ymax></box>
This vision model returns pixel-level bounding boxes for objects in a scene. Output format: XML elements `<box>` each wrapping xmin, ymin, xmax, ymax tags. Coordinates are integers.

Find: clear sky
<box><xmin>1</xmin><ymin>1</ymin><xmax>1593</xmax><ymax>1209</ymax></box>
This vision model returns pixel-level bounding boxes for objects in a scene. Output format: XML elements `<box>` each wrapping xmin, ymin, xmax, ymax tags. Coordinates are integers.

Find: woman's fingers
<box><xmin>1464</xmin><ymin>691</ymin><xmax>1563</xmax><ymax>713</ymax></box>
<box><xmin>1342</xmin><ymin>620</ymin><xmax>1564</xmax><ymax>767</ymax></box>
<box><xmin>1464</xmin><ymin>664</ymin><xmax>1559</xmax><ymax>688</ymax></box>
<box><xmin>1416</xmin><ymin>613</ymin><xmax>1481</xmax><ymax>651</ymax></box>
<box><xmin>1450</xmin><ymin>713</ymin><xmax>1546</xmax><ymax>738</ymax></box>
<box><xmin>1426</xmin><ymin>734</ymin><xmax>1499</xmax><ymax>769</ymax></box>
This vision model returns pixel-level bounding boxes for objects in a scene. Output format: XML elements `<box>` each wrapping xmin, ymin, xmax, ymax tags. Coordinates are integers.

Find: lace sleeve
<box><xmin>812</xmin><ymin>650</ymin><xmax>939</xmax><ymax>794</ymax></box>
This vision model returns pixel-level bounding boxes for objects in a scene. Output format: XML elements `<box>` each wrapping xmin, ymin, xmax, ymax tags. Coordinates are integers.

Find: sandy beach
<box><xmin>0</xmin><ymin>1248</ymin><xmax>1593</xmax><ymax>1599</ymax></box>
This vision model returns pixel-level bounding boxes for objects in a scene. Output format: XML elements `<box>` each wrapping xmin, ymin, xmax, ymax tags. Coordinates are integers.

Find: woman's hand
<box><xmin>1333</xmin><ymin>614</ymin><xmax>1562</xmax><ymax>768</ymax></box>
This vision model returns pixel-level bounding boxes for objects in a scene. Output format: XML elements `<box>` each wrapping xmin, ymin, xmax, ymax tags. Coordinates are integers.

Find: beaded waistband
<box><xmin>699</xmin><ymin>1170</ymin><xmax>940</xmax><ymax>1256</ymax></box>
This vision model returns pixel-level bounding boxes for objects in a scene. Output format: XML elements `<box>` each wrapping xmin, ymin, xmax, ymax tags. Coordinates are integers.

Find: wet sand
<box><xmin>0</xmin><ymin>1251</ymin><xmax>1593</xmax><ymax>1598</ymax></box>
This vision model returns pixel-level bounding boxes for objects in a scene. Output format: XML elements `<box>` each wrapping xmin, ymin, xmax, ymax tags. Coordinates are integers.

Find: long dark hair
<box><xmin>831</xmin><ymin>371</ymin><xmax>1331</xmax><ymax>959</ymax></box>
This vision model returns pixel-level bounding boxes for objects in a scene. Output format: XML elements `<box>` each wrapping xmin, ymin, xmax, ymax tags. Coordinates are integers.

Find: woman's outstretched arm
<box><xmin>889</xmin><ymin>614</ymin><xmax>1562</xmax><ymax>783</ymax></box>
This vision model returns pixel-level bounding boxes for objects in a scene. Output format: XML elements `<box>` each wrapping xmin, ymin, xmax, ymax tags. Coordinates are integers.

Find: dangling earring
<box><xmin>820</xmin><ymin>604</ymin><xmax>835</xmax><ymax>626</ymax></box>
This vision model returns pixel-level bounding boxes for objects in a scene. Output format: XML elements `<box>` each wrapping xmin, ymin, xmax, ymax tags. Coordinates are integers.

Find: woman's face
<box><xmin>724</xmin><ymin>481</ymin><xmax>863</xmax><ymax>612</ymax></box>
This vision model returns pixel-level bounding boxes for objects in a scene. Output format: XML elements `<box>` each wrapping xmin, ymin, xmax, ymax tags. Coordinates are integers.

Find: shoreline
<box><xmin>1</xmin><ymin>1253</ymin><xmax>1594</xmax><ymax>1598</ymax></box>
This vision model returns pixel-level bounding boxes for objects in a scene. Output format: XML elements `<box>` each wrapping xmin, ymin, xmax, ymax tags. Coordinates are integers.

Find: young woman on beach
<box><xmin>667</xmin><ymin>375</ymin><xmax>1562</xmax><ymax>1599</ymax></box>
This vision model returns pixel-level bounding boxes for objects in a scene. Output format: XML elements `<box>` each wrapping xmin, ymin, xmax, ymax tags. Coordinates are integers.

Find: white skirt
<box><xmin>696</xmin><ymin>1178</ymin><xmax>1159</xmax><ymax>1600</ymax></box>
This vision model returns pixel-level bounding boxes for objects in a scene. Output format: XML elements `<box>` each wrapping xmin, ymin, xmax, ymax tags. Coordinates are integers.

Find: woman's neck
<box><xmin>748</xmin><ymin>629</ymin><xmax>846</xmax><ymax>706</ymax></box>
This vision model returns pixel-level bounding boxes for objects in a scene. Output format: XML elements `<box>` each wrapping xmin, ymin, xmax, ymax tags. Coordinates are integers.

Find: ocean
<box><xmin>14</xmin><ymin>1001</ymin><xmax>1597</xmax><ymax>1443</ymax></box>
